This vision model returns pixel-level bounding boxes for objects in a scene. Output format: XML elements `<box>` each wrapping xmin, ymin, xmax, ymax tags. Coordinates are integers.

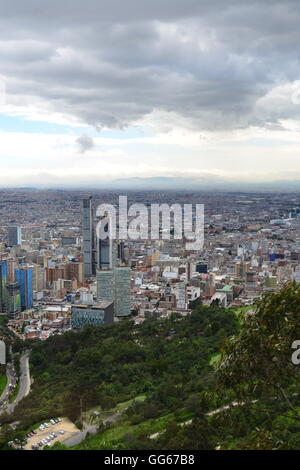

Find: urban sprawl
<box><xmin>0</xmin><ymin>189</ymin><xmax>298</xmax><ymax>340</ymax></box>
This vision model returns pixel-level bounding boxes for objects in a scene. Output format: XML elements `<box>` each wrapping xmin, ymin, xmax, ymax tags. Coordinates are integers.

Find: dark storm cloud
<box><xmin>1</xmin><ymin>0</ymin><xmax>300</xmax><ymax>130</ymax></box>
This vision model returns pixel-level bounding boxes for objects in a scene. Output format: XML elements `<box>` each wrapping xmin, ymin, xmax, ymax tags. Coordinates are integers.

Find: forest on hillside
<box><xmin>2</xmin><ymin>283</ymin><xmax>300</xmax><ymax>449</ymax></box>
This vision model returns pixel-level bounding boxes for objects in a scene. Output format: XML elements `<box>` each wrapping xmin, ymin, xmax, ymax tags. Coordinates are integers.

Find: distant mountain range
<box><xmin>2</xmin><ymin>177</ymin><xmax>300</xmax><ymax>192</ymax></box>
<box><xmin>100</xmin><ymin>177</ymin><xmax>300</xmax><ymax>191</ymax></box>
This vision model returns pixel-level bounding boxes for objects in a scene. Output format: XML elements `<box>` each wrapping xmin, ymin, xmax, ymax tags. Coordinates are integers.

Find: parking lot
<box><xmin>23</xmin><ymin>417</ymin><xmax>81</xmax><ymax>450</ymax></box>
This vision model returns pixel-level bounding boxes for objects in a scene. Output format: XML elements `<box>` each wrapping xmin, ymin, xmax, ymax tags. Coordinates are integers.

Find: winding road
<box><xmin>0</xmin><ymin>363</ymin><xmax>15</xmax><ymax>403</ymax></box>
<box><xmin>1</xmin><ymin>352</ymin><xmax>31</xmax><ymax>415</ymax></box>
<box><xmin>17</xmin><ymin>353</ymin><xmax>31</xmax><ymax>402</ymax></box>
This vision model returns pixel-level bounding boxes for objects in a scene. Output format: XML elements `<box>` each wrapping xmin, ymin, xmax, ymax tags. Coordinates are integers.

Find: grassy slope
<box><xmin>73</xmin><ymin>408</ymin><xmax>191</xmax><ymax>450</ymax></box>
<box><xmin>0</xmin><ymin>373</ymin><xmax>7</xmax><ymax>397</ymax></box>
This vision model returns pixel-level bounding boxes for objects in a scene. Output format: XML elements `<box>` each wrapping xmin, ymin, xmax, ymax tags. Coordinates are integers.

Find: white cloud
<box><xmin>0</xmin><ymin>1</ymin><xmax>299</xmax><ymax>185</ymax></box>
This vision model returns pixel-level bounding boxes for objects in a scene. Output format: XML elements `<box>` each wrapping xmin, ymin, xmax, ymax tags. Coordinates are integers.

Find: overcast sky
<box><xmin>1</xmin><ymin>0</ymin><xmax>300</xmax><ymax>187</ymax></box>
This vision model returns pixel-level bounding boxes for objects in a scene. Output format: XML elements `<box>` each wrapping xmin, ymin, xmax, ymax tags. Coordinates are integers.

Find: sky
<box><xmin>1</xmin><ymin>0</ymin><xmax>300</xmax><ymax>188</ymax></box>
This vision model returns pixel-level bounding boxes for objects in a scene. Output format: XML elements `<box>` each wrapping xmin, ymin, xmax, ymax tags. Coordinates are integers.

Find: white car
<box><xmin>59</xmin><ymin>430</ymin><xmax>65</xmax><ymax>435</ymax></box>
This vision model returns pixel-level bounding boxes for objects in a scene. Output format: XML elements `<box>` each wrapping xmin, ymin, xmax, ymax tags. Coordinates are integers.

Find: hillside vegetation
<box><xmin>2</xmin><ymin>283</ymin><xmax>300</xmax><ymax>449</ymax></box>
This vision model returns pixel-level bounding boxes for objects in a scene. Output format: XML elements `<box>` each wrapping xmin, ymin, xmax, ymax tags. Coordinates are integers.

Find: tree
<box><xmin>218</xmin><ymin>282</ymin><xmax>300</xmax><ymax>422</ymax></box>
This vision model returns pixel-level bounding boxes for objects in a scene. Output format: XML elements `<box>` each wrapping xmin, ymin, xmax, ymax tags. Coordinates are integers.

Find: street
<box><xmin>0</xmin><ymin>352</ymin><xmax>31</xmax><ymax>415</ymax></box>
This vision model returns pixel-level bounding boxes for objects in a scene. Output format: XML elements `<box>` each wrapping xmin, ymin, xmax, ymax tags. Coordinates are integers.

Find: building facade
<box><xmin>82</xmin><ymin>196</ymin><xmax>93</xmax><ymax>279</ymax></box>
<box><xmin>15</xmin><ymin>266</ymin><xmax>33</xmax><ymax>310</ymax></box>
<box><xmin>8</xmin><ymin>226</ymin><xmax>22</xmax><ymax>247</ymax></box>
<box><xmin>71</xmin><ymin>302</ymin><xmax>114</xmax><ymax>328</ymax></box>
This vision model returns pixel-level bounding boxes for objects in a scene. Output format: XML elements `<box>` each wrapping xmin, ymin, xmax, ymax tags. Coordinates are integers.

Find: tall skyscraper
<box><xmin>96</xmin><ymin>269</ymin><xmax>114</xmax><ymax>302</ymax></box>
<box><xmin>82</xmin><ymin>196</ymin><xmax>93</xmax><ymax>279</ymax></box>
<box><xmin>0</xmin><ymin>260</ymin><xmax>7</xmax><ymax>312</ymax></box>
<box><xmin>95</xmin><ymin>216</ymin><xmax>118</xmax><ymax>270</ymax></box>
<box><xmin>118</xmin><ymin>241</ymin><xmax>125</xmax><ymax>264</ymax></box>
<box><xmin>6</xmin><ymin>282</ymin><xmax>21</xmax><ymax>317</ymax></box>
<box><xmin>15</xmin><ymin>266</ymin><xmax>33</xmax><ymax>310</ymax></box>
<box><xmin>32</xmin><ymin>263</ymin><xmax>46</xmax><ymax>291</ymax></box>
<box><xmin>114</xmin><ymin>267</ymin><xmax>131</xmax><ymax>317</ymax></box>
<box><xmin>8</xmin><ymin>226</ymin><xmax>21</xmax><ymax>247</ymax></box>
<box><xmin>97</xmin><ymin>235</ymin><xmax>112</xmax><ymax>269</ymax></box>
<box><xmin>6</xmin><ymin>258</ymin><xmax>16</xmax><ymax>283</ymax></box>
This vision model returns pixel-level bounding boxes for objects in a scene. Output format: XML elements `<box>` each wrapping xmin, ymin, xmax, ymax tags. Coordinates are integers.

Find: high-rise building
<box><xmin>177</xmin><ymin>282</ymin><xmax>188</xmax><ymax>310</ymax></box>
<box><xmin>45</xmin><ymin>266</ymin><xmax>65</xmax><ymax>284</ymax></box>
<box><xmin>96</xmin><ymin>266</ymin><xmax>131</xmax><ymax>317</ymax></box>
<box><xmin>32</xmin><ymin>263</ymin><xmax>46</xmax><ymax>292</ymax></box>
<box><xmin>0</xmin><ymin>260</ymin><xmax>7</xmax><ymax>312</ymax></box>
<box><xmin>6</xmin><ymin>282</ymin><xmax>21</xmax><ymax>317</ymax></box>
<box><xmin>96</xmin><ymin>219</ymin><xmax>119</xmax><ymax>269</ymax></box>
<box><xmin>235</xmin><ymin>261</ymin><xmax>250</xmax><ymax>279</ymax></box>
<box><xmin>114</xmin><ymin>267</ymin><xmax>131</xmax><ymax>317</ymax></box>
<box><xmin>97</xmin><ymin>235</ymin><xmax>112</xmax><ymax>269</ymax></box>
<box><xmin>245</xmin><ymin>271</ymin><xmax>257</xmax><ymax>289</ymax></box>
<box><xmin>6</xmin><ymin>258</ymin><xmax>16</xmax><ymax>283</ymax></box>
<box><xmin>8</xmin><ymin>226</ymin><xmax>22</xmax><ymax>247</ymax></box>
<box><xmin>65</xmin><ymin>260</ymin><xmax>83</xmax><ymax>284</ymax></box>
<box><xmin>15</xmin><ymin>266</ymin><xmax>33</xmax><ymax>310</ymax></box>
<box><xmin>96</xmin><ymin>269</ymin><xmax>114</xmax><ymax>302</ymax></box>
<box><xmin>82</xmin><ymin>196</ymin><xmax>93</xmax><ymax>279</ymax></box>
<box><xmin>118</xmin><ymin>241</ymin><xmax>125</xmax><ymax>264</ymax></box>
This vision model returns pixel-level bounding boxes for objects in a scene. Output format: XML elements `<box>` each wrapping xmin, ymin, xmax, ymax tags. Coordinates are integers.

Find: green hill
<box><xmin>3</xmin><ymin>283</ymin><xmax>300</xmax><ymax>450</ymax></box>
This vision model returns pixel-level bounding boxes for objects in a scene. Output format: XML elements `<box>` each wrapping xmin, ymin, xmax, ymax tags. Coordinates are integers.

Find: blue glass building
<box><xmin>15</xmin><ymin>266</ymin><xmax>33</xmax><ymax>310</ymax></box>
<box><xmin>0</xmin><ymin>260</ymin><xmax>7</xmax><ymax>312</ymax></box>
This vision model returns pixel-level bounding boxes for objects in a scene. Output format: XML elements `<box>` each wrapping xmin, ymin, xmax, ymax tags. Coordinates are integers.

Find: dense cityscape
<box><xmin>0</xmin><ymin>189</ymin><xmax>299</xmax><ymax>340</ymax></box>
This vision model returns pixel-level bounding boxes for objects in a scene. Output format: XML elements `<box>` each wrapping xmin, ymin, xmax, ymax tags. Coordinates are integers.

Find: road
<box><xmin>149</xmin><ymin>400</ymin><xmax>259</xmax><ymax>440</ymax></box>
<box><xmin>62</xmin><ymin>412</ymin><xmax>122</xmax><ymax>447</ymax></box>
<box><xmin>63</xmin><ymin>430</ymin><xmax>86</xmax><ymax>447</ymax></box>
<box><xmin>0</xmin><ymin>362</ymin><xmax>16</xmax><ymax>403</ymax></box>
<box><xmin>17</xmin><ymin>353</ymin><xmax>31</xmax><ymax>402</ymax></box>
<box><xmin>62</xmin><ymin>422</ymin><xmax>95</xmax><ymax>448</ymax></box>
<box><xmin>2</xmin><ymin>352</ymin><xmax>31</xmax><ymax>415</ymax></box>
